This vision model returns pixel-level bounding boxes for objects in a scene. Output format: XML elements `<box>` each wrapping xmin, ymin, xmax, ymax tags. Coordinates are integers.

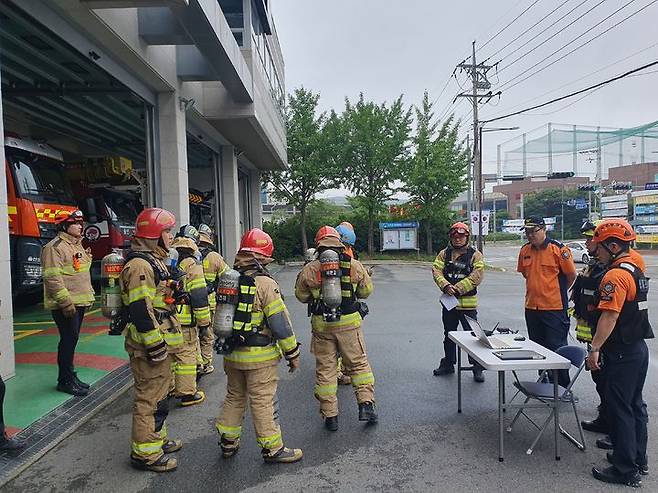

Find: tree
<box><xmin>402</xmin><ymin>92</ymin><xmax>469</xmax><ymax>254</ymax></box>
<box><xmin>524</xmin><ymin>188</ymin><xmax>590</xmax><ymax>240</ymax></box>
<box><xmin>337</xmin><ymin>94</ymin><xmax>412</xmax><ymax>255</ymax></box>
<box><xmin>263</xmin><ymin>88</ymin><xmax>338</xmax><ymax>251</ymax></box>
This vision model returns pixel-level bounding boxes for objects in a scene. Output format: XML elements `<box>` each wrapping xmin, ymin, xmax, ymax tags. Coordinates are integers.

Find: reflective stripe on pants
<box><xmin>171</xmin><ymin>325</ymin><xmax>199</xmax><ymax>397</ymax></box>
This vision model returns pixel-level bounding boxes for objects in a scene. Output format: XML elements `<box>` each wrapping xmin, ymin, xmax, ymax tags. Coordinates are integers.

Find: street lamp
<box><xmin>475</xmin><ymin>125</ymin><xmax>520</xmax><ymax>253</ymax></box>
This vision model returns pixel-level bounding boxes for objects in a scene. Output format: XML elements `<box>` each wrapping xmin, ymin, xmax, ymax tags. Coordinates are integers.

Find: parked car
<box><xmin>566</xmin><ymin>241</ymin><xmax>590</xmax><ymax>264</ymax></box>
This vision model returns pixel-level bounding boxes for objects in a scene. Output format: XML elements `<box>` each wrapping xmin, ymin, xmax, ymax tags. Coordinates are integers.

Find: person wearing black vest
<box><xmin>432</xmin><ymin>222</ymin><xmax>485</xmax><ymax>382</ymax></box>
<box><xmin>588</xmin><ymin>220</ymin><xmax>653</xmax><ymax>487</ymax></box>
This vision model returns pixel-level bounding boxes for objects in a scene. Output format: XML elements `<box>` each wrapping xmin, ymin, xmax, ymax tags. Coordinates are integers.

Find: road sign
<box><xmin>470</xmin><ymin>210</ymin><xmax>490</xmax><ymax>236</ymax></box>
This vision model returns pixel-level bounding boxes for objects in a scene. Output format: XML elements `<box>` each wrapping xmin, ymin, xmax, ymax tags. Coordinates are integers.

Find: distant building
<box><xmin>449</xmin><ymin>191</ymin><xmax>508</xmax><ymax>216</ymax></box>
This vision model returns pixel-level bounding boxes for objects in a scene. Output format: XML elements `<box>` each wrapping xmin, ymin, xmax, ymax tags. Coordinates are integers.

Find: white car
<box><xmin>566</xmin><ymin>241</ymin><xmax>590</xmax><ymax>264</ymax></box>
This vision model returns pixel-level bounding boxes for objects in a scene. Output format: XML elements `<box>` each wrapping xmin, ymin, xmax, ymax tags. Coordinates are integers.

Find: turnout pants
<box><xmin>312</xmin><ymin>327</ymin><xmax>375</xmax><ymax>418</ymax></box>
<box><xmin>52</xmin><ymin>307</ymin><xmax>86</xmax><ymax>385</ymax></box>
<box><xmin>524</xmin><ymin>309</ymin><xmax>570</xmax><ymax>388</ymax></box>
<box><xmin>128</xmin><ymin>351</ymin><xmax>171</xmax><ymax>463</ymax></box>
<box><xmin>602</xmin><ymin>340</ymin><xmax>649</xmax><ymax>476</ymax></box>
<box><xmin>171</xmin><ymin>326</ymin><xmax>199</xmax><ymax>396</ymax></box>
<box><xmin>216</xmin><ymin>363</ymin><xmax>283</xmax><ymax>452</ymax></box>
<box><xmin>198</xmin><ymin>330</ymin><xmax>215</xmax><ymax>367</ymax></box>
<box><xmin>442</xmin><ymin>308</ymin><xmax>482</xmax><ymax>370</ymax></box>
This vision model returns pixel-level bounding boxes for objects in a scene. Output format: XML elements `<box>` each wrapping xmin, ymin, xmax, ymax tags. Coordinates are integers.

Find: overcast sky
<box><xmin>272</xmin><ymin>0</ymin><xmax>658</xmax><ymax>184</ymax></box>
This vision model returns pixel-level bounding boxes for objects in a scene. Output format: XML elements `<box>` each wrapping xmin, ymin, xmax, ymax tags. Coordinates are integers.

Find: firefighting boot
<box><xmin>262</xmin><ymin>446</ymin><xmax>303</xmax><ymax>464</ymax></box>
<box><xmin>220</xmin><ymin>437</ymin><xmax>240</xmax><ymax>458</ymax></box>
<box><xmin>433</xmin><ymin>358</ymin><xmax>454</xmax><ymax>376</ymax></box>
<box><xmin>179</xmin><ymin>391</ymin><xmax>205</xmax><ymax>407</ymax></box>
<box><xmin>358</xmin><ymin>402</ymin><xmax>378</xmax><ymax>423</ymax></box>
<box><xmin>130</xmin><ymin>454</ymin><xmax>177</xmax><ymax>472</ymax></box>
<box><xmin>162</xmin><ymin>439</ymin><xmax>183</xmax><ymax>454</ymax></box>
<box><xmin>325</xmin><ymin>416</ymin><xmax>338</xmax><ymax>431</ymax></box>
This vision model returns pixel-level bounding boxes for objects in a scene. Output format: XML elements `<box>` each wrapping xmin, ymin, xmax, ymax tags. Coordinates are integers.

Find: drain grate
<box><xmin>0</xmin><ymin>363</ymin><xmax>133</xmax><ymax>486</ymax></box>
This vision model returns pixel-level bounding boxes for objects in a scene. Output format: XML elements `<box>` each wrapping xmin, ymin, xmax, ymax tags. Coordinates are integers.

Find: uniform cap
<box><xmin>524</xmin><ymin>216</ymin><xmax>546</xmax><ymax>229</ymax></box>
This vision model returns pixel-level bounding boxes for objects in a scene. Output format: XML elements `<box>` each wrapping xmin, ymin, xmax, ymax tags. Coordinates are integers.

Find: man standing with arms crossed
<box><xmin>517</xmin><ymin>217</ymin><xmax>576</xmax><ymax>387</ymax></box>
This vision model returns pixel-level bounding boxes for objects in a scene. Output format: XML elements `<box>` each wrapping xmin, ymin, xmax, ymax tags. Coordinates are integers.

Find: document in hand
<box><xmin>440</xmin><ymin>293</ymin><xmax>459</xmax><ymax>311</ymax></box>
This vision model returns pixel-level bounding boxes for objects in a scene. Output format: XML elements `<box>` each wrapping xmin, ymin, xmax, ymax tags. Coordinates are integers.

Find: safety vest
<box><xmin>603</xmin><ymin>262</ymin><xmax>654</xmax><ymax>349</ymax></box>
<box><xmin>572</xmin><ymin>263</ymin><xmax>607</xmax><ymax>342</ymax></box>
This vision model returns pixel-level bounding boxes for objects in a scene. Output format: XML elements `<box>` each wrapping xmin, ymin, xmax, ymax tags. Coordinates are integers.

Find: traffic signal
<box><xmin>578</xmin><ymin>184</ymin><xmax>598</xmax><ymax>192</ymax></box>
<box><xmin>548</xmin><ymin>172</ymin><xmax>575</xmax><ymax>179</ymax></box>
<box><xmin>611</xmin><ymin>181</ymin><xmax>633</xmax><ymax>191</ymax></box>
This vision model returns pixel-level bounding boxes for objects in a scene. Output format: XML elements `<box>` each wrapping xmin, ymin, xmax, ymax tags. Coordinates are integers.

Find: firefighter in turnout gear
<box><xmin>43</xmin><ymin>209</ymin><xmax>95</xmax><ymax>396</ymax></box>
<box><xmin>171</xmin><ymin>225</ymin><xmax>210</xmax><ymax>406</ymax></box>
<box><xmin>215</xmin><ymin>228</ymin><xmax>303</xmax><ymax>464</ymax></box>
<box><xmin>120</xmin><ymin>208</ymin><xmax>182</xmax><ymax>472</ymax></box>
<box><xmin>335</xmin><ymin>222</ymin><xmax>359</xmax><ymax>386</ymax></box>
<box><xmin>197</xmin><ymin>224</ymin><xmax>228</xmax><ymax>376</ymax></box>
<box><xmin>295</xmin><ymin>226</ymin><xmax>376</xmax><ymax>432</ymax></box>
<box><xmin>588</xmin><ymin>220</ymin><xmax>653</xmax><ymax>487</ymax></box>
<box><xmin>432</xmin><ymin>222</ymin><xmax>485</xmax><ymax>382</ymax></box>
<box><xmin>571</xmin><ymin>221</ymin><xmax>609</xmax><ymax>435</ymax></box>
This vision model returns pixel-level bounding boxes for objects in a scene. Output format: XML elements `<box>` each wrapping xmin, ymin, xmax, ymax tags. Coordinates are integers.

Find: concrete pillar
<box><xmin>220</xmin><ymin>146</ymin><xmax>241</xmax><ymax>264</ymax></box>
<box><xmin>0</xmin><ymin>79</ymin><xmax>16</xmax><ymax>378</ymax></box>
<box><xmin>157</xmin><ymin>92</ymin><xmax>189</xmax><ymax>225</ymax></box>
<box><xmin>249</xmin><ymin>169</ymin><xmax>262</xmax><ymax>228</ymax></box>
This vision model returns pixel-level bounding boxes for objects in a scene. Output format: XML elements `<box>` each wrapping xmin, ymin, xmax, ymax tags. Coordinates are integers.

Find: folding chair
<box><xmin>506</xmin><ymin>345</ymin><xmax>587</xmax><ymax>455</ymax></box>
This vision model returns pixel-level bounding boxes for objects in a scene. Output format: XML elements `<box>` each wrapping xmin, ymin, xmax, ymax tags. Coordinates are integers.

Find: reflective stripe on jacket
<box><xmin>42</xmin><ymin>231</ymin><xmax>95</xmax><ymax>310</ymax></box>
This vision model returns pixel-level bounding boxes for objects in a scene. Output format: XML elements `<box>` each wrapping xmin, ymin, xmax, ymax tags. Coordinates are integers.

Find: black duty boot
<box><xmin>607</xmin><ymin>452</ymin><xmax>649</xmax><ymax>476</ymax></box>
<box><xmin>581</xmin><ymin>417</ymin><xmax>609</xmax><ymax>434</ymax></box>
<box><xmin>473</xmin><ymin>369</ymin><xmax>485</xmax><ymax>383</ymax></box>
<box><xmin>0</xmin><ymin>433</ymin><xmax>25</xmax><ymax>451</ymax></box>
<box><xmin>592</xmin><ymin>466</ymin><xmax>641</xmax><ymax>487</ymax></box>
<box><xmin>73</xmin><ymin>372</ymin><xmax>90</xmax><ymax>390</ymax></box>
<box><xmin>325</xmin><ymin>416</ymin><xmax>338</xmax><ymax>432</ymax></box>
<box><xmin>596</xmin><ymin>436</ymin><xmax>613</xmax><ymax>450</ymax></box>
<box><xmin>179</xmin><ymin>391</ymin><xmax>205</xmax><ymax>407</ymax></box>
<box><xmin>57</xmin><ymin>381</ymin><xmax>89</xmax><ymax>397</ymax></box>
<box><xmin>130</xmin><ymin>454</ymin><xmax>177</xmax><ymax>472</ymax></box>
<box><xmin>433</xmin><ymin>358</ymin><xmax>454</xmax><ymax>376</ymax></box>
<box><xmin>358</xmin><ymin>402</ymin><xmax>378</xmax><ymax>423</ymax></box>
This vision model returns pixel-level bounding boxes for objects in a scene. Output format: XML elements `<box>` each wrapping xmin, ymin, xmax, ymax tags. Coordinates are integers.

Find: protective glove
<box><xmin>62</xmin><ymin>304</ymin><xmax>77</xmax><ymax>318</ymax></box>
<box><xmin>287</xmin><ymin>356</ymin><xmax>300</xmax><ymax>373</ymax></box>
<box><xmin>146</xmin><ymin>342</ymin><xmax>167</xmax><ymax>365</ymax></box>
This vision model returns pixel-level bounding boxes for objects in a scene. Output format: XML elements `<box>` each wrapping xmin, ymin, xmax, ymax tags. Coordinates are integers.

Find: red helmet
<box><xmin>134</xmin><ymin>208</ymin><xmax>176</xmax><ymax>239</ymax></box>
<box><xmin>315</xmin><ymin>226</ymin><xmax>341</xmax><ymax>246</ymax></box>
<box><xmin>239</xmin><ymin>228</ymin><xmax>274</xmax><ymax>257</ymax></box>
<box><xmin>55</xmin><ymin>209</ymin><xmax>84</xmax><ymax>228</ymax></box>
<box><xmin>449</xmin><ymin>222</ymin><xmax>470</xmax><ymax>237</ymax></box>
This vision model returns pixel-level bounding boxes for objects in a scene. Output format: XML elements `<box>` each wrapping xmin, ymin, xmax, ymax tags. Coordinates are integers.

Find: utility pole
<box><xmin>456</xmin><ymin>41</ymin><xmax>499</xmax><ymax>253</ymax></box>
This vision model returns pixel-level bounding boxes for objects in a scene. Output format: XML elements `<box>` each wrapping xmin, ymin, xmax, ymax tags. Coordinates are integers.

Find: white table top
<box><xmin>448</xmin><ymin>330</ymin><xmax>571</xmax><ymax>371</ymax></box>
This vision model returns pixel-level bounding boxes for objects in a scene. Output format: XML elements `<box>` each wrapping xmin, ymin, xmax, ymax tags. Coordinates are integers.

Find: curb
<box><xmin>0</xmin><ymin>365</ymin><xmax>134</xmax><ymax>488</ymax></box>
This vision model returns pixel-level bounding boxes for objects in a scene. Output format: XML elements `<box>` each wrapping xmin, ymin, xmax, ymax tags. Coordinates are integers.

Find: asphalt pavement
<box><xmin>5</xmin><ymin>262</ymin><xmax>657</xmax><ymax>492</ymax></box>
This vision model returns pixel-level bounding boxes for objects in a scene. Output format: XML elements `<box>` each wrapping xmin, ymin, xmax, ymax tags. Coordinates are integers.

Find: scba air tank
<box><xmin>319</xmin><ymin>249</ymin><xmax>342</xmax><ymax>321</ymax></box>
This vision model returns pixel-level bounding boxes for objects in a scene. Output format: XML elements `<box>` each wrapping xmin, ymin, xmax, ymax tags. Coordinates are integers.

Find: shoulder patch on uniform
<box><xmin>561</xmin><ymin>250</ymin><xmax>571</xmax><ymax>259</ymax></box>
<box><xmin>602</xmin><ymin>281</ymin><xmax>616</xmax><ymax>294</ymax></box>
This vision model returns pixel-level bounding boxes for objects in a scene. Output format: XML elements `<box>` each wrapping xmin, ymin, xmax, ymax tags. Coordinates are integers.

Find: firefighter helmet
<box><xmin>338</xmin><ymin>221</ymin><xmax>354</xmax><ymax>231</ymax></box>
<box><xmin>580</xmin><ymin>221</ymin><xmax>596</xmax><ymax>238</ymax></box>
<box><xmin>239</xmin><ymin>228</ymin><xmax>274</xmax><ymax>257</ymax></box>
<box><xmin>55</xmin><ymin>209</ymin><xmax>84</xmax><ymax>230</ymax></box>
<box><xmin>134</xmin><ymin>208</ymin><xmax>176</xmax><ymax>239</ymax></box>
<box><xmin>592</xmin><ymin>219</ymin><xmax>636</xmax><ymax>243</ymax></box>
<box><xmin>176</xmin><ymin>225</ymin><xmax>200</xmax><ymax>244</ymax></box>
<box><xmin>198</xmin><ymin>223</ymin><xmax>213</xmax><ymax>237</ymax></box>
<box><xmin>448</xmin><ymin>222</ymin><xmax>469</xmax><ymax>237</ymax></box>
<box><xmin>335</xmin><ymin>223</ymin><xmax>356</xmax><ymax>246</ymax></box>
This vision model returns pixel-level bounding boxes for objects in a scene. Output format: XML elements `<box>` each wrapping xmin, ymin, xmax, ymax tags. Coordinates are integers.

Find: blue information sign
<box><xmin>379</xmin><ymin>221</ymin><xmax>419</xmax><ymax>230</ymax></box>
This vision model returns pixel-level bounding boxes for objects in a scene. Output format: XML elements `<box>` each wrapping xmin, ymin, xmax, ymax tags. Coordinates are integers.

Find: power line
<box><xmin>483</xmin><ymin>59</ymin><xmax>658</xmax><ymax>124</ymax></box>
<box><xmin>492</xmin><ymin>41</ymin><xmax>658</xmax><ymax>116</ymax></box>
<box><xmin>496</xmin><ymin>0</ymin><xmax>606</xmax><ymax>75</ymax></box>
<box><xmin>483</xmin><ymin>0</ymin><xmax>573</xmax><ymax>62</ymax></box>
<box><xmin>478</xmin><ymin>0</ymin><xmax>544</xmax><ymax>52</ymax></box>
<box><xmin>499</xmin><ymin>0</ymin><xmax>658</xmax><ymax>93</ymax></box>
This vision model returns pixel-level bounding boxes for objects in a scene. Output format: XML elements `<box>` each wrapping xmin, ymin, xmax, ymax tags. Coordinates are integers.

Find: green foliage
<box><xmin>262</xmin><ymin>88</ymin><xmax>339</xmax><ymax>250</ymax></box>
<box><xmin>335</xmin><ymin>94</ymin><xmax>412</xmax><ymax>255</ymax></box>
<box><xmin>524</xmin><ymin>188</ymin><xmax>591</xmax><ymax>240</ymax></box>
<box><xmin>402</xmin><ymin>92</ymin><xmax>469</xmax><ymax>253</ymax></box>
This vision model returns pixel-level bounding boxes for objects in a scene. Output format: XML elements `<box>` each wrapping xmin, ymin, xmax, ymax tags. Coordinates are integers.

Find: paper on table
<box><xmin>440</xmin><ymin>293</ymin><xmax>458</xmax><ymax>311</ymax></box>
